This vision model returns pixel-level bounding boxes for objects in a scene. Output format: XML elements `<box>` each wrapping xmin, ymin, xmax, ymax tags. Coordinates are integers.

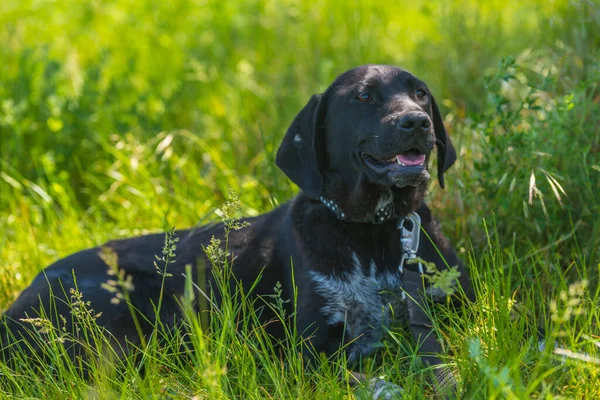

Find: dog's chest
<box><xmin>308</xmin><ymin>252</ymin><xmax>406</xmax><ymax>360</ymax></box>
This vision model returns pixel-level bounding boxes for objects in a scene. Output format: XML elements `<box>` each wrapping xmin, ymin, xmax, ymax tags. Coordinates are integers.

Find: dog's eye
<box><xmin>357</xmin><ymin>93</ymin><xmax>372</xmax><ymax>102</ymax></box>
<box><xmin>416</xmin><ymin>89</ymin><xmax>428</xmax><ymax>99</ymax></box>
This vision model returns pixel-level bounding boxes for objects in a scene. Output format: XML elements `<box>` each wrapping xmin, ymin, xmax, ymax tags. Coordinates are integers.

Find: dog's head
<box><xmin>277</xmin><ymin>65</ymin><xmax>456</xmax><ymax>218</ymax></box>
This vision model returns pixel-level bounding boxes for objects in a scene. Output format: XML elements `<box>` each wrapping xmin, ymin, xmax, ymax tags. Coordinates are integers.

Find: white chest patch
<box><xmin>308</xmin><ymin>252</ymin><xmax>406</xmax><ymax>362</ymax></box>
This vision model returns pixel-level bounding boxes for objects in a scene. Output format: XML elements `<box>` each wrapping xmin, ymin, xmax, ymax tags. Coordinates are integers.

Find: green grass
<box><xmin>1</xmin><ymin>0</ymin><xmax>599</xmax><ymax>398</ymax></box>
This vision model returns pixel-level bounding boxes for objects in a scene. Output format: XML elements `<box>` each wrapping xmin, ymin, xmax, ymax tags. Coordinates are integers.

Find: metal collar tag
<box><xmin>398</xmin><ymin>212</ymin><xmax>422</xmax><ymax>273</ymax></box>
<box><xmin>398</xmin><ymin>212</ymin><xmax>422</xmax><ymax>300</ymax></box>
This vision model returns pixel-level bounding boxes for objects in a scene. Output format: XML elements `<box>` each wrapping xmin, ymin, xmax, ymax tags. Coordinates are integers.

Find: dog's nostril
<box><xmin>400</xmin><ymin>119</ymin><xmax>415</xmax><ymax>130</ymax></box>
<box><xmin>421</xmin><ymin>119</ymin><xmax>431</xmax><ymax>128</ymax></box>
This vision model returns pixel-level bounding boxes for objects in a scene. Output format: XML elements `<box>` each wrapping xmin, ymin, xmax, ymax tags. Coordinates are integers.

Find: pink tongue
<box><xmin>397</xmin><ymin>153</ymin><xmax>425</xmax><ymax>166</ymax></box>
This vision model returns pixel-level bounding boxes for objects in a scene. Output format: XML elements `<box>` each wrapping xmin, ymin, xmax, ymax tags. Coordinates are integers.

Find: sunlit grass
<box><xmin>0</xmin><ymin>0</ymin><xmax>599</xmax><ymax>398</ymax></box>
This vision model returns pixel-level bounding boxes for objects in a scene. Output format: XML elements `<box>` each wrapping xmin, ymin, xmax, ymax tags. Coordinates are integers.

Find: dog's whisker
<box><xmin>363</xmin><ymin>135</ymin><xmax>381</xmax><ymax>141</ymax></box>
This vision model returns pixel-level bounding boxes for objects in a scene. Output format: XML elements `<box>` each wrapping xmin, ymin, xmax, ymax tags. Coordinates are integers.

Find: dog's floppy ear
<box><xmin>276</xmin><ymin>94</ymin><xmax>326</xmax><ymax>198</ymax></box>
<box><xmin>431</xmin><ymin>95</ymin><xmax>457</xmax><ymax>189</ymax></box>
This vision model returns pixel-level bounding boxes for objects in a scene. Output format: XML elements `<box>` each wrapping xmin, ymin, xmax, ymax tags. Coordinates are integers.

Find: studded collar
<box><xmin>318</xmin><ymin>196</ymin><xmax>396</xmax><ymax>224</ymax></box>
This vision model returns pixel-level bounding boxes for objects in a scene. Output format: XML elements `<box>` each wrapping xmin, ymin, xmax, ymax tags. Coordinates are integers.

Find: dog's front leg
<box><xmin>295</xmin><ymin>297</ymin><xmax>344</xmax><ymax>364</ymax></box>
<box><xmin>405</xmin><ymin>273</ymin><xmax>456</xmax><ymax>398</ymax></box>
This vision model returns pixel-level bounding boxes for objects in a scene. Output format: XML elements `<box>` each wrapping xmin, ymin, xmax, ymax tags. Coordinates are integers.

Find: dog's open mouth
<box><xmin>362</xmin><ymin>149</ymin><xmax>426</xmax><ymax>175</ymax></box>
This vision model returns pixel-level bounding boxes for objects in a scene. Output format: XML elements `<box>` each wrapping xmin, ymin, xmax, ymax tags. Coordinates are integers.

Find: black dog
<box><xmin>1</xmin><ymin>65</ymin><xmax>472</xmax><ymax>395</ymax></box>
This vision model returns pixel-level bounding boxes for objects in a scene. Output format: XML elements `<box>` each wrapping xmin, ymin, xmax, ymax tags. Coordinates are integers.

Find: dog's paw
<box><xmin>433</xmin><ymin>366</ymin><xmax>458</xmax><ymax>398</ymax></box>
<box><xmin>354</xmin><ymin>377</ymin><xmax>404</xmax><ymax>400</ymax></box>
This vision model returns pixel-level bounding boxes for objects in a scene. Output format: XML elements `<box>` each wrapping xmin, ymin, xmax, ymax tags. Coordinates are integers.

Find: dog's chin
<box><xmin>388</xmin><ymin>168</ymin><xmax>430</xmax><ymax>187</ymax></box>
<box><xmin>361</xmin><ymin>152</ymin><xmax>431</xmax><ymax>188</ymax></box>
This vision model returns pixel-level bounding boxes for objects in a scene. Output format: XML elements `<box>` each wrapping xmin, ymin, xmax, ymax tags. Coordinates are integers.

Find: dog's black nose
<box><xmin>397</xmin><ymin>113</ymin><xmax>431</xmax><ymax>134</ymax></box>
